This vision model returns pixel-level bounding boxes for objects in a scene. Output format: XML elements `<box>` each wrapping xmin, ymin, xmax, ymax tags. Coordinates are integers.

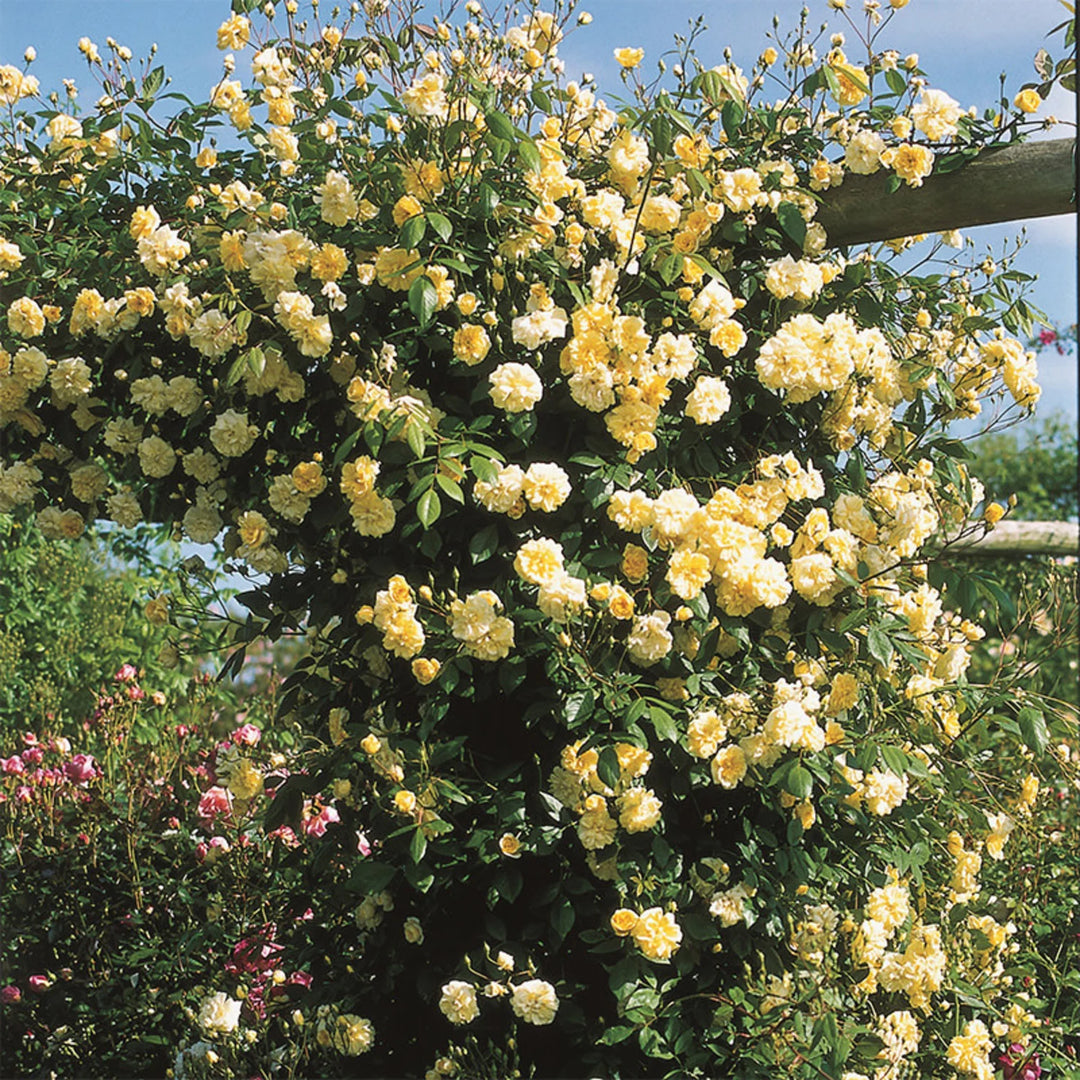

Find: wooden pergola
<box><xmin>819</xmin><ymin>137</ymin><xmax>1078</xmax><ymax>558</ymax></box>
<box><xmin>817</xmin><ymin>137</ymin><xmax>1075</xmax><ymax>246</ymax></box>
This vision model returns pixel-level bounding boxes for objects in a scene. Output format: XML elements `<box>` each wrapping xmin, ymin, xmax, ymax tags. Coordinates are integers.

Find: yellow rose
<box><xmin>621</xmin><ymin>544</ymin><xmax>649</xmax><ymax>584</ymax></box>
<box><xmin>411</xmin><ymin>657</ymin><xmax>441</xmax><ymax>685</ymax></box>
<box><xmin>499</xmin><ymin>833</ymin><xmax>522</xmax><ymax>858</ymax></box>
<box><xmin>392</xmin><ymin>195</ymin><xmax>424</xmax><ymax>225</ymax></box>
<box><xmin>1013</xmin><ymin>88</ymin><xmax>1040</xmax><ymax>114</ymax></box>
<box><xmin>394</xmin><ymin>789</ymin><xmax>417</xmax><ymax>814</ymax></box>
<box><xmin>614</xmin><ymin>47</ymin><xmax>644</xmax><ymax>69</ymax></box>
<box><xmin>360</xmin><ymin>733</ymin><xmax>382</xmax><ymax>755</ymax></box>
<box><xmin>610</xmin><ymin>908</ymin><xmax>639</xmax><ymax>936</ymax></box>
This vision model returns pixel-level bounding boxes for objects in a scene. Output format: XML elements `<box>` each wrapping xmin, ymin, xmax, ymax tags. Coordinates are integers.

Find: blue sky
<box><xmin>2</xmin><ymin>0</ymin><xmax>1075</xmax><ymax>424</ymax></box>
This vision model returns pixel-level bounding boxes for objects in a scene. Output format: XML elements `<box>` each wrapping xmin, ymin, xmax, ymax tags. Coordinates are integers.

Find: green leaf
<box><xmin>597</xmin><ymin>746</ymin><xmax>621</xmax><ymax>790</ymax></box>
<box><xmin>551</xmin><ymin>897</ymin><xmax>575</xmax><ymax>940</ymax></box>
<box><xmin>406</xmin><ymin>421</ymin><xmax>426</xmax><ymax>459</ymax></box>
<box><xmin>531</xmin><ymin>87</ymin><xmax>553</xmax><ymax>112</ymax></box>
<box><xmin>880</xmin><ymin>745</ymin><xmax>908</xmax><ymax>776</ymax></box>
<box><xmin>485</xmin><ymin>110</ymin><xmax>517</xmax><ymax>142</ymax></box>
<box><xmin>650</xmin><ymin>706</ymin><xmax>679</xmax><ymax>743</ymax></box>
<box><xmin>408</xmin><ymin>275</ymin><xmax>438</xmax><ymax>329</ymax></box>
<box><xmin>435</xmin><ymin>473</ymin><xmax>464</xmax><ymax>503</ymax></box>
<box><xmin>564</xmin><ymin>690</ymin><xmax>594</xmax><ymax>725</ymax></box>
<box><xmin>518</xmin><ymin>138</ymin><xmax>542</xmax><ymax>174</ymax></box>
<box><xmin>417</xmin><ymin>488</ymin><xmax>441</xmax><ymax>528</ymax></box>
<box><xmin>143</xmin><ymin>66</ymin><xmax>166</xmax><ymax>99</ymax></box>
<box><xmin>427</xmin><ymin>211</ymin><xmax>452</xmax><ymax>242</ymax></box>
<box><xmin>470</xmin><ymin>455</ymin><xmax>500</xmax><ymax>483</ymax></box>
<box><xmin>410</xmin><ymin>828</ymin><xmax>428</xmax><ymax>863</ymax></box>
<box><xmin>785</xmin><ymin>763</ymin><xmax>813</xmax><ymax>800</ymax></box>
<box><xmin>866</xmin><ymin>627</ymin><xmax>894</xmax><ymax>668</ymax></box>
<box><xmin>721</xmin><ymin>99</ymin><xmax>744</xmax><ymax>139</ymax></box>
<box><xmin>400</xmin><ymin>214</ymin><xmax>427</xmax><ymax>248</ymax></box>
<box><xmin>659</xmin><ymin>252</ymin><xmax>683</xmax><ymax>285</ymax></box>
<box><xmin>347</xmin><ymin>860</ymin><xmax>397</xmax><ymax>893</ymax></box>
<box><xmin>477</xmin><ymin>182</ymin><xmax>499</xmax><ymax>217</ymax></box>
<box><xmin>599</xmin><ymin>1025</ymin><xmax>635</xmax><ymax>1046</ymax></box>
<box><xmin>1017</xmin><ymin>706</ymin><xmax>1049</xmax><ymax>754</ymax></box>
<box><xmin>776</xmin><ymin>201</ymin><xmax>807</xmax><ymax>249</ymax></box>
<box><xmin>934</xmin><ymin>152</ymin><xmax>971</xmax><ymax>175</ymax></box>
<box><xmin>885</xmin><ymin>68</ymin><xmax>908</xmax><ymax>97</ymax></box>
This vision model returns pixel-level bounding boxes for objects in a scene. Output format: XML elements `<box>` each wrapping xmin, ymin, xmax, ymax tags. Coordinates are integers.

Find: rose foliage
<box><xmin>1</xmin><ymin>0</ymin><xmax>1077</xmax><ymax>1076</ymax></box>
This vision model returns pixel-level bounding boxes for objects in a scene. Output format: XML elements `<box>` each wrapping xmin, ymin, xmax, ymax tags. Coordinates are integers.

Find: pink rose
<box><xmin>64</xmin><ymin>754</ymin><xmax>97</xmax><ymax>784</ymax></box>
<box><xmin>20</xmin><ymin>747</ymin><xmax>43</xmax><ymax>766</ymax></box>
<box><xmin>1</xmin><ymin>985</ymin><xmax>21</xmax><ymax>1004</ymax></box>
<box><xmin>27</xmin><ymin>975</ymin><xmax>50</xmax><ymax>995</ymax></box>
<box><xmin>232</xmin><ymin>723</ymin><xmax>262</xmax><ymax>747</ymax></box>
<box><xmin>198</xmin><ymin>786</ymin><xmax>233</xmax><ymax>823</ymax></box>
<box><xmin>1000</xmin><ymin>1045</ymin><xmax>1042</xmax><ymax>1080</ymax></box>
<box><xmin>300</xmin><ymin>802</ymin><xmax>340</xmax><ymax>838</ymax></box>
<box><xmin>2</xmin><ymin>756</ymin><xmax>25</xmax><ymax>775</ymax></box>
<box><xmin>114</xmin><ymin>663</ymin><xmax>138</xmax><ymax>683</ymax></box>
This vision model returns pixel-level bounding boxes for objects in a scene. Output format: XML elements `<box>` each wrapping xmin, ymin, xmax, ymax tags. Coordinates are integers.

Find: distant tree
<box><xmin>969</xmin><ymin>412</ymin><xmax>1079</xmax><ymax>522</ymax></box>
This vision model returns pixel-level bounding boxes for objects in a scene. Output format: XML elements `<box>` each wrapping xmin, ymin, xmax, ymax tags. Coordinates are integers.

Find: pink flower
<box><xmin>27</xmin><ymin>975</ymin><xmax>50</xmax><ymax>994</ymax></box>
<box><xmin>1000</xmin><ymin>1045</ymin><xmax>1042</xmax><ymax>1080</ymax></box>
<box><xmin>64</xmin><ymin>754</ymin><xmax>97</xmax><ymax>784</ymax></box>
<box><xmin>2</xmin><ymin>756</ymin><xmax>25</xmax><ymax>775</ymax></box>
<box><xmin>232</xmin><ymin>723</ymin><xmax>262</xmax><ymax>747</ymax></box>
<box><xmin>299</xmin><ymin>802</ymin><xmax>340</xmax><ymax>838</ymax></box>
<box><xmin>201</xmin><ymin>836</ymin><xmax>231</xmax><ymax>864</ymax></box>
<box><xmin>20</xmin><ymin>747</ymin><xmax>43</xmax><ymax>766</ymax></box>
<box><xmin>267</xmin><ymin>825</ymin><xmax>300</xmax><ymax>847</ymax></box>
<box><xmin>15</xmin><ymin>786</ymin><xmax>32</xmax><ymax>803</ymax></box>
<box><xmin>126</xmin><ymin>685</ymin><xmax>146</xmax><ymax>702</ymax></box>
<box><xmin>226</xmin><ymin>925</ymin><xmax>282</xmax><ymax>976</ymax></box>
<box><xmin>1</xmin><ymin>985</ymin><xmax>21</xmax><ymax>1004</ymax></box>
<box><xmin>357</xmin><ymin>831</ymin><xmax>372</xmax><ymax>856</ymax></box>
<box><xmin>197</xmin><ymin>786</ymin><xmax>233</xmax><ymax>823</ymax></box>
<box><xmin>115</xmin><ymin>663</ymin><xmax>139</xmax><ymax>683</ymax></box>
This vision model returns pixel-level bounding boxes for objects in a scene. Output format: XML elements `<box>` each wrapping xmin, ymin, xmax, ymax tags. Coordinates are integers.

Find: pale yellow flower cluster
<box><xmin>852</xmin><ymin>906</ymin><xmax>948</xmax><ymax>1014</ymax></box>
<box><xmin>340</xmin><ymin>454</ymin><xmax>395</xmax><ymax>538</ymax></box>
<box><xmin>607</xmin><ymin>454</ymin><xmax>832</xmax><ymax>625</ymax></box>
<box><xmin>547</xmin><ymin>740</ymin><xmax>662</xmax><ymax>855</ymax></box>
<box><xmin>632</xmin><ymin>907</ymin><xmax>682</xmax><ymax>961</ymax></box>
<box><xmin>789</xmin><ymin>902</ymin><xmax>839</xmax><ymax>964</ymax></box>
<box><xmin>709</xmin><ymin>882</ymin><xmax>758</xmax><ymax>928</ymax></box>
<box><xmin>0</xmin><ymin>64</ymin><xmax>39</xmax><ymax>107</ymax></box>
<box><xmin>945</xmin><ymin>1019</ymin><xmax>993</xmax><ymax>1079</ymax></box>
<box><xmin>372</xmin><ymin>575</ymin><xmax>425</xmax><ymax>659</ymax></box>
<box><xmin>449</xmin><ymin>591</ymin><xmax>514</xmax><ymax>661</ymax></box>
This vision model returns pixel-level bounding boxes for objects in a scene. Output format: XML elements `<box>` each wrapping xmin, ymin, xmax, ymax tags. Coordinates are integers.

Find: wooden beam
<box><xmin>817</xmin><ymin>138</ymin><xmax>1076</xmax><ymax>247</ymax></box>
<box><xmin>949</xmin><ymin>520</ymin><xmax>1079</xmax><ymax>557</ymax></box>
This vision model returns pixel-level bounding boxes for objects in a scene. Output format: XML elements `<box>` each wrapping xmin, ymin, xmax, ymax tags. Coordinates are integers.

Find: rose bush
<box><xmin>1</xmin><ymin>0</ymin><xmax>1077</xmax><ymax>1076</ymax></box>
